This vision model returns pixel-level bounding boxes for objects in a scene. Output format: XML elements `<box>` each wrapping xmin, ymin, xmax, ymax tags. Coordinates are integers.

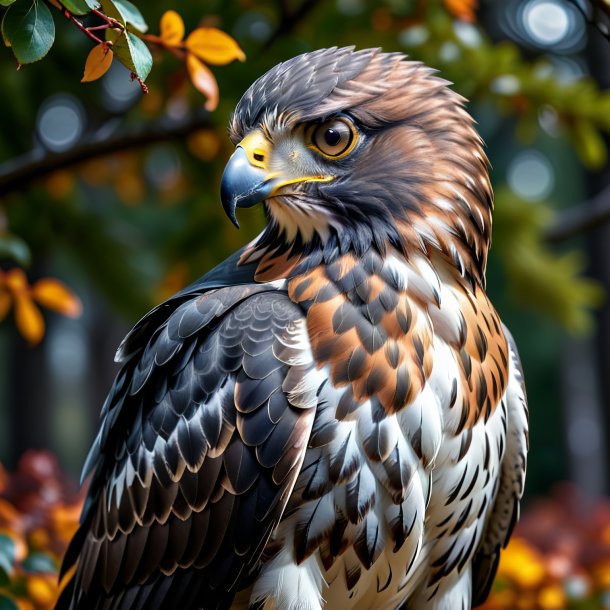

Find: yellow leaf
<box><xmin>14</xmin><ymin>294</ymin><xmax>45</xmax><ymax>345</ymax></box>
<box><xmin>0</xmin><ymin>289</ymin><xmax>11</xmax><ymax>321</ymax></box>
<box><xmin>26</xmin><ymin>574</ymin><xmax>57</xmax><ymax>605</ymax></box>
<box><xmin>185</xmin><ymin>28</ymin><xmax>245</xmax><ymax>66</ymax></box>
<box><xmin>160</xmin><ymin>10</ymin><xmax>184</xmax><ymax>46</ymax></box>
<box><xmin>186</xmin><ymin>54</ymin><xmax>219</xmax><ymax>111</ymax></box>
<box><xmin>5</xmin><ymin>267</ymin><xmax>28</xmax><ymax>294</ymax></box>
<box><xmin>31</xmin><ymin>278</ymin><xmax>82</xmax><ymax>318</ymax></box>
<box><xmin>81</xmin><ymin>43</ymin><xmax>114</xmax><ymax>83</ymax></box>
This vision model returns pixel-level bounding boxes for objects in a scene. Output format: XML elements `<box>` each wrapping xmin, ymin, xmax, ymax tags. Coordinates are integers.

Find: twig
<box><xmin>141</xmin><ymin>33</ymin><xmax>186</xmax><ymax>61</ymax></box>
<box><xmin>544</xmin><ymin>183</ymin><xmax>610</xmax><ymax>243</ymax></box>
<box><xmin>261</xmin><ymin>0</ymin><xmax>323</xmax><ymax>52</ymax></box>
<box><xmin>61</xmin><ymin>9</ymin><xmax>105</xmax><ymax>45</ymax></box>
<box><xmin>0</xmin><ymin>112</ymin><xmax>211</xmax><ymax>197</ymax></box>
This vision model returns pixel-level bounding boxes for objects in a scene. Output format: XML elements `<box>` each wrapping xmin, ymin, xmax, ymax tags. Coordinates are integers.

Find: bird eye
<box><xmin>310</xmin><ymin>117</ymin><xmax>357</xmax><ymax>158</ymax></box>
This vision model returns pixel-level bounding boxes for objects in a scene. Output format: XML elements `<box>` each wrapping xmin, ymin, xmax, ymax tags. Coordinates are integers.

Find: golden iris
<box><xmin>310</xmin><ymin>117</ymin><xmax>357</xmax><ymax>158</ymax></box>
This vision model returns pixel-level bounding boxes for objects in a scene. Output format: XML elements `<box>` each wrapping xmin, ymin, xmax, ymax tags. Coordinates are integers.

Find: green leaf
<box><xmin>106</xmin><ymin>28</ymin><xmax>151</xmax><ymax>80</ymax></box>
<box><xmin>572</xmin><ymin>120</ymin><xmax>607</xmax><ymax>169</ymax></box>
<box><xmin>0</xmin><ymin>595</ymin><xmax>19</xmax><ymax>610</ymax></box>
<box><xmin>0</xmin><ymin>535</ymin><xmax>16</xmax><ymax>579</ymax></box>
<box><xmin>100</xmin><ymin>0</ymin><xmax>146</xmax><ymax>32</ymax></box>
<box><xmin>61</xmin><ymin>0</ymin><xmax>92</xmax><ymax>15</ymax></box>
<box><xmin>1</xmin><ymin>0</ymin><xmax>55</xmax><ymax>64</ymax></box>
<box><xmin>22</xmin><ymin>552</ymin><xmax>56</xmax><ymax>573</ymax></box>
<box><xmin>0</xmin><ymin>0</ymin><xmax>17</xmax><ymax>7</ymax></box>
<box><xmin>493</xmin><ymin>188</ymin><xmax>604</xmax><ymax>333</ymax></box>
<box><xmin>0</xmin><ymin>233</ymin><xmax>32</xmax><ymax>267</ymax></box>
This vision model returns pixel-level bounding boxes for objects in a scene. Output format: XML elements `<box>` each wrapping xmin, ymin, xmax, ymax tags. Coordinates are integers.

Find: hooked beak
<box><xmin>221</xmin><ymin>130</ymin><xmax>280</xmax><ymax>228</ymax></box>
<box><xmin>221</xmin><ymin>147</ymin><xmax>278</xmax><ymax>228</ymax></box>
<box><xmin>220</xmin><ymin>129</ymin><xmax>334</xmax><ymax>228</ymax></box>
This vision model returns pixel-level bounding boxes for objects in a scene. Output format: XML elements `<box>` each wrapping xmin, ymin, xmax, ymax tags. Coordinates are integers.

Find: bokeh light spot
<box><xmin>507</xmin><ymin>150</ymin><xmax>554</xmax><ymax>201</ymax></box>
<box><xmin>36</xmin><ymin>95</ymin><xmax>85</xmax><ymax>153</ymax></box>
<box><xmin>524</xmin><ymin>0</ymin><xmax>569</xmax><ymax>46</ymax></box>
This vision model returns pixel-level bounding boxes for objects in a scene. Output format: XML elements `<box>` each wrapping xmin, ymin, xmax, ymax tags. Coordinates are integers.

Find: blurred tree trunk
<box><xmin>7</xmin><ymin>336</ymin><xmax>52</xmax><ymax>467</ymax></box>
<box><xmin>586</xmin><ymin>17</ymin><xmax>610</xmax><ymax>494</ymax></box>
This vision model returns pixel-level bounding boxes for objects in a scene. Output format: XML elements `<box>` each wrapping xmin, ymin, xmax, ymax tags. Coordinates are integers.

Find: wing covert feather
<box><xmin>57</xmin><ymin>286</ymin><xmax>317</xmax><ymax>610</ymax></box>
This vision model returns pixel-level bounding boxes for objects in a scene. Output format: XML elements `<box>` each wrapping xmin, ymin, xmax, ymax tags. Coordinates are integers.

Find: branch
<box><xmin>544</xmin><ymin>183</ymin><xmax>610</xmax><ymax>243</ymax></box>
<box><xmin>0</xmin><ymin>112</ymin><xmax>211</xmax><ymax>197</ymax></box>
<box><xmin>261</xmin><ymin>0</ymin><xmax>323</xmax><ymax>52</ymax></box>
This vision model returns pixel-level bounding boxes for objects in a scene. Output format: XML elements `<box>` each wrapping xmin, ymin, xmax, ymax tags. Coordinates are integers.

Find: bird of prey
<box><xmin>57</xmin><ymin>47</ymin><xmax>528</xmax><ymax>610</ymax></box>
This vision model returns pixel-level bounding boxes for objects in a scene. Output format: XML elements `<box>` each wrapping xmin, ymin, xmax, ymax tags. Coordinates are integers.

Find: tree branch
<box><xmin>544</xmin><ymin>183</ymin><xmax>610</xmax><ymax>243</ymax></box>
<box><xmin>0</xmin><ymin>112</ymin><xmax>211</xmax><ymax>197</ymax></box>
<box><xmin>261</xmin><ymin>0</ymin><xmax>323</xmax><ymax>52</ymax></box>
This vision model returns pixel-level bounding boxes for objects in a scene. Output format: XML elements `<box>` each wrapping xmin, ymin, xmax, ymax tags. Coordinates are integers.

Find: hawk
<box><xmin>57</xmin><ymin>47</ymin><xmax>528</xmax><ymax>610</ymax></box>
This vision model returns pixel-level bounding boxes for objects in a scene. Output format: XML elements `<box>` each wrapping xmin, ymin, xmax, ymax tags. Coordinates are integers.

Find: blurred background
<box><xmin>1</xmin><ymin>0</ymin><xmax>610</xmax><ymax>608</ymax></box>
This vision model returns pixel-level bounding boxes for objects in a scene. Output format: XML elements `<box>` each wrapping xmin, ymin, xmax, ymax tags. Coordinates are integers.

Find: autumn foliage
<box><xmin>0</xmin><ymin>452</ymin><xmax>83</xmax><ymax>610</ymax></box>
<box><xmin>0</xmin><ymin>269</ymin><xmax>81</xmax><ymax>345</ymax></box>
<box><xmin>0</xmin><ymin>454</ymin><xmax>608</xmax><ymax>610</ymax></box>
<box><xmin>480</xmin><ymin>485</ymin><xmax>610</xmax><ymax>610</ymax></box>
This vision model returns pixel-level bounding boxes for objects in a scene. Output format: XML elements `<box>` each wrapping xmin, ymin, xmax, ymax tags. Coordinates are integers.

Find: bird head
<box><xmin>221</xmin><ymin>47</ymin><xmax>493</xmax><ymax>284</ymax></box>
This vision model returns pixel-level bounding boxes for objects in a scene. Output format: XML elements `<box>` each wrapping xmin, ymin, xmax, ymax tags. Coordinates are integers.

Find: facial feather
<box><xmin>231</xmin><ymin>47</ymin><xmax>492</xmax><ymax>287</ymax></box>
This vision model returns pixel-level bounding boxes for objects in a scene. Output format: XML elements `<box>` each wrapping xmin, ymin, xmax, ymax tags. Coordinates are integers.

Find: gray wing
<box><xmin>57</xmin><ymin>285</ymin><xmax>316</xmax><ymax>610</ymax></box>
<box><xmin>472</xmin><ymin>325</ymin><xmax>529</xmax><ymax>605</ymax></box>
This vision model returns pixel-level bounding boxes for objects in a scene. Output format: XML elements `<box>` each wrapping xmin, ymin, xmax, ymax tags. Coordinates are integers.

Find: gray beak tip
<box><xmin>220</xmin><ymin>147</ymin><xmax>275</xmax><ymax>227</ymax></box>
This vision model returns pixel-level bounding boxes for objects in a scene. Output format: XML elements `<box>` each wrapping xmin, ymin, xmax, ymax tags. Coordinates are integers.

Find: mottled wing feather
<box><xmin>58</xmin><ymin>286</ymin><xmax>316</xmax><ymax>610</ymax></box>
<box><xmin>471</xmin><ymin>325</ymin><xmax>529</xmax><ymax>606</ymax></box>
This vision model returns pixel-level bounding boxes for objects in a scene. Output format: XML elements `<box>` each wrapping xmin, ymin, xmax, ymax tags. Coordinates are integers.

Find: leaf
<box><xmin>0</xmin><ymin>233</ymin><xmax>31</xmax><ymax>267</ymax></box>
<box><xmin>0</xmin><ymin>290</ymin><xmax>10</xmax><ymax>322</ymax></box>
<box><xmin>106</xmin><ymin>28</ymin><xmax>152</xmax><ymax>80</ymax></box>
<box><xmin>60</xmin><ymin>0</ymin><xmax>92</xmax><ymax>15</ymax></box>
<box><xmin>14</xmin><ymin>293</ymin><xmax>44</xmax><ymax>344</ymax></box>
<box><xmin>186</xmin><ymin>53</ymin><xmax>218</xmax><ymax>111</ymax></box>
<box><xmin>159</xmin><ymin>9</ymin><xmax>183</xmax><ymax>46</ymax></box>
<box><xmin>0</xmin><ymin>595</ymin><xmax>18</xmax><ymax>610</ymax></box>
<box><xmin>443</xmin><ymin>0</ymin><xmax>477</xmax><ymax>22</ymax></box>
<box><xmin>185</xmin><ymin>27</ymin><xmax>245</xmax><ymax>65</ymax></box>
<box><xmin>81</xmin><ymin>42</ymin><xmax>113</xmax><ymax>82</ymax></box>
<box><xmin>493</xmin><ymin>188</ymin><xmax>604</xmax><ymax>333</ymax></box>
<box><xmin>100</xmin><ymin>0</ymin><xmax>147</xmax><ymax>33</ymax></box>
<box><xmin>22</xmin><ymin>552</ymin><xmax>56</xmax><ymax>573</ymax></box>
<box><xmin>0</xmin><ymin>0</ymin><xmax>17</xmax><ymax>7</ymax></box>
<box><xmin>4</xmin><ymin>267</ymin><xmax>28</xmax><ymax>293</ymax></box>
<box><xmin>31</xmin><ymin>278</ymin><xmax>82</xmax><ymax>317</ymax></box>
<box><xmin>0</xmin><ymin>535</ymin><xmax>16</xmax><ymax>579</ymax></box>
<box><xmin>572</xmin><ymin>120</ymin><xmax>607</xmax><ymax>169</ymax></box>
<box><xmin>1</xmin><ymin>0</ymin><xmax>55</xmax><ymax>64</ymax></box>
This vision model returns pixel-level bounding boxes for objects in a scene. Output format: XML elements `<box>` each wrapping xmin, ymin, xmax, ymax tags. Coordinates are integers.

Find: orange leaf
<box><xmin>443</xmin><ymin>0</ymin><xmax>477</xmax><ymax>21</ymax></box>
<box><xmin>14</xmin><ymin>294</ymin><xmax>45</xmax><ymax>345</ymax></box>
<box><xmin>81</xmin><ymin>43</ymin><xmax>114</xmax><ymax>83</ymax></box>
<box><xmin>185</xmin><ymin>28</ymin><xmax>245</xmax><ymax>66</ymax></box>
<box><xmin>186</xmin><ymin>54</ymin><xmax>219</xmax><ymax>111</ymax></box>
<box><xmin>26</xmin><ymin>575</ymin><xmax>58</xmax><ymax>606</ymax></box>
<box><xmin>0</xmin><ymin>289</ymin><xmax>11</xmax><ymax>321</ymax></box>
<box><xmin>160</xmin><ymin>10</ymin><xmax>184</xmax><ymax>46</ymax></box>
<box><xmin>5</xmin><ymin>267</ymin><xmax>28</xmax><ymax>294</ymax></box>
<box><xmin>31</xmin><ymin>278</ymin><xmax>82</xmax><ymax>318</ymax></box>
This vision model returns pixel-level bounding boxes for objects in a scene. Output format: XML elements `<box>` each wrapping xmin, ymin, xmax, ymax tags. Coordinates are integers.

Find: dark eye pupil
<box><xmin>324</xmin><ymin>128</ymin><xmax>341</xmax><ymax>147</ymax></box>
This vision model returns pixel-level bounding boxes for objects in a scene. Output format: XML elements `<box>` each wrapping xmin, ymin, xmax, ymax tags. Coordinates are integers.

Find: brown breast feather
<box><xmin>286</xmin><ymin>251</ymin><xmax>508</xmax><ymax>425</ymax></box>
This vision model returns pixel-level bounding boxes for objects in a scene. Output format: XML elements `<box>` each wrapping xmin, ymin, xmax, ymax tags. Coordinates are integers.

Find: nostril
<box><xmin>254</xmin><ymin>152</ymin><xmax>265</xmax><ymax>162</ymax></box>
